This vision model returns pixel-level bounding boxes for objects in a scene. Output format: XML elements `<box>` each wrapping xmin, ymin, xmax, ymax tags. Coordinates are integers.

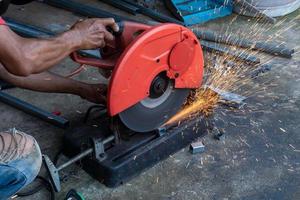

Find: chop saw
<box><xmin>44</xmin><ymin>21</ymin><xmax>206</xmax><ymax>191</ymax></box>
<box><xmin>71</xmin><ymin>21</ymin><xmax>204</xmax><ymax>132</ymax></box>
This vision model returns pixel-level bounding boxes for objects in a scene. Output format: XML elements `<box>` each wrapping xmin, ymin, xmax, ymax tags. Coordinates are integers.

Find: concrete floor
<box><xmin>1</xmin><ymin>1</ymin><xmax>300</xmax><ymax>199</ymax></box>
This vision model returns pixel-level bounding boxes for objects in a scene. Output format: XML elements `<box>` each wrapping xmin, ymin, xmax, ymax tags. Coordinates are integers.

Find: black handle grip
<box><xmin>106</xmin><ymin>21</ymin><xmax>124</xmax><ymax>37</ymax></box>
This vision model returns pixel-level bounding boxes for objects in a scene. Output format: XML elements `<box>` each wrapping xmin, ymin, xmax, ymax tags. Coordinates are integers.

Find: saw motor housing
<box><xmin>71</xmin><ymin>21</ymin><xmax>204</xmax><ymax>129</ymax></box>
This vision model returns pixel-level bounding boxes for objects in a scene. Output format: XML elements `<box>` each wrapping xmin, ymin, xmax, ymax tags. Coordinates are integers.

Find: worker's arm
<box><xmin>0</xmin><ymin>63</ymin><xmax>107</xmax><ymax>104</ymax></box>
<box><xmin>0</xmin><ymin>18</ymin><xmax>119</xmax><ymax>76</ymax></box>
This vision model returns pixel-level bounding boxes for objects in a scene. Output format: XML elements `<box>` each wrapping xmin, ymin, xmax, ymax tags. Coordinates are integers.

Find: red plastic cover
<box><xmin>108</xmin><ymin>23</ymin><xmax>204</xmax><ymax>116</ymax></box>
<box><xmin>0</xmin><ymin>17</ymin><xmax>6</xmax><ymax>25</ymax></box>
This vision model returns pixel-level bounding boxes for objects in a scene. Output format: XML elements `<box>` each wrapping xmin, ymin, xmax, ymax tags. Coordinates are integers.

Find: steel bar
<box><xmin>0</xmin><ymin>80</ymin><xmax>15</xmax><ymax>90</ymax></box>
<box><xmin>0</xmin><ymin>91</ymin><xmax>69</xmax><ymax>129</ymax></box>
<box><xmin>233</xmin><ymin>0</ymin><xmax>276</xmax><ymax>24</ymax></box>
<box><xmin>207</xmin><ymin>86</ymin><xmax>247</xmax><ymax>104</ymax></box>
<box><xmin>57</xmin><ymin>148</ymin><xmax>93</xmax><ymax>171</ymax></box>
<box><xmin>201</xmin><ymin>40</ymin><xmax>260</xmax><ymax>64</ymax></box>
<box><xmin>118</xmin><ymin>0</ymin><xmax>184</xmax><ymax>25</ymax></box>
<box><xmin>43</xmin><ymin>0</ymin><xmax>133</xmax><ymax>22</ymax></box>
<box><xmin>193</xmin><ymin>29</ymin><xmax>294</xmax><ymax>58</ymax></box>
<box><xmin>57</xmin><ymin>135</ymin><xmax>114</xmax><ymax>171</ymax></box>
<box><xmin>4</xmin><ymin>17</ymin><xmax>54</xmax><ymax>38</ymax></box>
<box><xmin>100</xmin><ymin>0</ymin><xmax>139</xmax><ymax>15</ymax></box>
<box><xmin>250</xmin><ymin>63</ymin><xmax>272</xmax><ymax>78</ymax></box>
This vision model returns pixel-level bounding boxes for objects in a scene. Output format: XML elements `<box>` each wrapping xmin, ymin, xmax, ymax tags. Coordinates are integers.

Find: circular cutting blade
<box><xmin>119</xmin><ymin>73</ymin><xmax>190</xmax><ymax>132</ymax></box>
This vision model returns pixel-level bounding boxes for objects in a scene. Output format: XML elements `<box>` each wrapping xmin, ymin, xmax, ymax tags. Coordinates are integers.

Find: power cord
<box><xmin>15</xmin><ymin>175</ymin><xmax>55</xmax><ymax>200</ymax></box>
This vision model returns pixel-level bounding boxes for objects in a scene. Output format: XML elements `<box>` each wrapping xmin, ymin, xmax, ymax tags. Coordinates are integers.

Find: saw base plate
<box><xmin>63</xmin><ymin>113</ymin><xmax>210</xmax><ymax>188</ymax></box>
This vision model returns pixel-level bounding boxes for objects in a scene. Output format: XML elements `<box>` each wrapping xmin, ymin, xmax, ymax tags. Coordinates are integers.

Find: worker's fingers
<box><xmin>90</xmin><ymin>21</ymin><xmax>115</xmax><ymax>41</ymax></box>
<box><xmin>98</xmin><ymin>18</ymin><xmax>115</xmax><ymax>25</ymax></box>
<box><xmin>102</xmin><ymin>30</ymin><xmax>115</xmax><ymax>41</ymax></box>
<box><xmin>108</xmin><ymin>22</ymin><xmax>119</xmax><ymax>33</ymax></box>
<box><xmin>95</xmin><ymin>27</ymin><xmax>114</xmax><ymax>41</ymax></box>
<box><xmin>99</xmin><ymin>40</ymin><xmax>106</xmax><ymax>48</ymax></box>
<box><xmin>97</xmin><ymin>18</ymin><xmax>119</xmax><ymax>32</ymax></box>
<box><xmin>90</xmin><ymin>32</ymin><xmax>106</xmax><ymax>48</ymax></box>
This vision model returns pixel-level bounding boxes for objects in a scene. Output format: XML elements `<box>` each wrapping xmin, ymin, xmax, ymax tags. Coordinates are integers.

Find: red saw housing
<box><xmin>71</xmin><ymin>21</ymin><xmax>204</xmax><ymax>116</ymax></box>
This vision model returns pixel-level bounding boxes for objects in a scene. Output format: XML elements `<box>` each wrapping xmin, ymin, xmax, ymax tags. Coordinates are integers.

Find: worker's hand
<box><xmin>80</xmin><ymin>83</ymin><xmax>107</xmax><ymax>104</ymax></box>
<box><xmin>70</xmin><ymin>18</ymin><xmax>119</xmax><ymax>50</ymax></box>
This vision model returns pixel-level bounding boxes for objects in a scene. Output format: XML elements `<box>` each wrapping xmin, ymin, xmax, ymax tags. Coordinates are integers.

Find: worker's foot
<box><xmin>80</xmin><ymin>83</ymin><xmax>107</xmax><ymax>104</ymax></box>
<box><xmin>0</xmin><ymin>129</ymin><xmax>42</xmax><ymax>199</ymax></box>
<box><xmin>0</xmin><ymin>129</ymin><xmax>35</xmax><ymax>163</ymax></box>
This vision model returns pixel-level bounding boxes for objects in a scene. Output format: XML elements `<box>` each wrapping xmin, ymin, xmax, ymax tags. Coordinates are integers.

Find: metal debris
<box><xmin>190</xmin><ymin>141</ymin><xmax>205</xmax><ymax>154</ymax></box>
<box><xmin>213</xmin><ymin>131</ymin><xmax>226</xmax><ymax>141</ymax></box>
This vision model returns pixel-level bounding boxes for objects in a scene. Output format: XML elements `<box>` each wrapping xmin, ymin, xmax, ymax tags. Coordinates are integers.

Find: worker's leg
<box><xmin>0</xmin><ymin>129</ymin><xmax>42</xmax><ymax>200</ymax></box>
<box><xmin>0</xmin><ymin>64</ymin><xmax>106</xmax><ymax>104</ymax></box>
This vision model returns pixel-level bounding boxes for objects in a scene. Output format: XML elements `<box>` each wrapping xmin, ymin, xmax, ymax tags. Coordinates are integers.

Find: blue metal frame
<box><xmin>167</xmin><ymin>0</ymin><xmax>233</xmax><ymax>26</ymax></box>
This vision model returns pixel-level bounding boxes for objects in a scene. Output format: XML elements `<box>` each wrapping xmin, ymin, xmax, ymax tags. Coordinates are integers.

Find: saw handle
<box><xmin>68</xmin><ymin>51</ymin><xmax>116</xmax><ymax>77</ymax></box>
<box><xmin>106</xmin><ymin>21</ymin><xmax>124</xmax><ymax>37</ymax></box>
<box><xmin>69</xmin><ymin>21</ymin><xmax>152</xmax><ymax>77</ymax></box>
<box><xmin>69</xmin><ymin>22</ymin><xmax>125</xmax><ymax>72</ymax></box>
<box><xmin>70</xmin><ymin>53</ymin><xmax>116</xmax><ymax>70</ymax></box>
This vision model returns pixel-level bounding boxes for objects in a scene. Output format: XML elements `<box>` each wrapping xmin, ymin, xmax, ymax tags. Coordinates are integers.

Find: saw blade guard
<box><xmin>108</xmin><ymin>23</ymin><xmax>204</xmax><ymax>116</ymax></box>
